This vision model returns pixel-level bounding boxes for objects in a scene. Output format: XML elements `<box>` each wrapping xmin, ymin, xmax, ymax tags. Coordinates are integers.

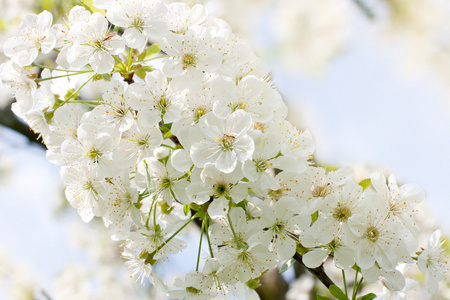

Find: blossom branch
<box><xmin>0</xmin><ymin>105</ymin><xmax>45</xmax><ymax>149</ymax></box>
<box><xmin>293</xmin><ymin>252</ymin><xmax>335</xmax><ymax>289</ymax></box>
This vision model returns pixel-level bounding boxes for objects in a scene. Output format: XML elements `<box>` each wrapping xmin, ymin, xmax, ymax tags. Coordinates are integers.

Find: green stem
<box><xmin>153</xmin><ymin>197</ymin><xmax>158</xmax><ymax>229</ymax></box>
<box><xmin>160</xmin><ymin>144</ymin><xmax>176</xmax><ymax>150</ymax></box>
<box><xmin>205</xmin><ymin>218</ymin><xmax>214</xmax><ymax>258</ymax></box>
<box><xmin>196</xmin><ymin>219</ymin><xmax>205</xmax><ymax>271</ymax></box>
<box><xmin>352</xmin><ymin>269</ymin><xmax>359</xmax><ymax>300</ymax></box>
<box><xmin>353</xmin><ymin>277</ymin><xmax>364</xmax><ymax>299</ymax></box>
<box><xmin>59</xmin><ymin>74</ymin><xmax>96</xmax><ymax>107</ymax></box>
<box><xmin>67</xmin><ymin>100</ymin><xmax>102</xmax><ymax>103</ymax></box>
<box><xmin>127</xmin><ymin>47</ymin><xmax>134</xmax><ymax>69</ymax></box>
<box><xmin>145</xmin><ymin>195</ymin><xmax>156</xmax><ymax>229</ymax></box>
<box><xmin>342</xmin><ymin>269</ymin><xmax>348</xmax><ymax>298</ymax></box>
<box><xmin>141</xmin><ymin>54</ymin><xmax>169</xmax><ymax>63</ymax></box>
<box><xmin>32</xmin><ymin>64</ymin><xmax>91</xmax><ymax>72</ymax></box>
<box><xmin>36</xmin><ymin>70</ymin><xmax>93</xmax><ymax>82</ymax></box>
<box><xmin>153</xmin><ymin>213</ymin><xmax>198</xmax><ymax>254</ymax></box>
<box><xmin>227</xmin><ymin>212</ymin><xmax>240</xmax><ymax>247</ymax></box>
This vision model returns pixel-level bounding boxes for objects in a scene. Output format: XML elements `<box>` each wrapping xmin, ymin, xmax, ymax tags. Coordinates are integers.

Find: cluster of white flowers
<box><xmin>1</xmin><ymin>1</ymin><xmax>446</xmax><ymax>299</ymax></box>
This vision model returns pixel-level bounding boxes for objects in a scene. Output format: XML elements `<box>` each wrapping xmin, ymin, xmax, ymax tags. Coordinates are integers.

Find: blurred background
<box><xmin>1</xmin><ymin>0</ymin><xmax>450</xmax><ymax>299</ymax></box>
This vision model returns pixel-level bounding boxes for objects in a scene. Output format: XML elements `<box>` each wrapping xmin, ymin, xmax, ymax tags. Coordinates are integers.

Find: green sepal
<box><xmin>160</xmin><ymin>201</ymin><xmax>174</xmax><ymax>214</ymax></box>
<box><xmin>329</xmin><ymin>285</ymin><xmax>348</xmax><ymax>300</ymax></box>
<box><xmin>144</xmin><ymin>251</ymin><xmax>157</xmax><ymax>265</ymax></box>
<box><xmin>93</xmin><ymin>73</ymin><xmax>110</xmax><ymax>81</ymax></box>
<box><xmin>358</xmin><ymin>178</ymin><xmax>371</xmax><ymax>191</ymax></box>
<box><xmin>296</xmin><ymin>245</ymin><xmax>308</xmax><ymax>255</ymax></box>
<box><xmin>352</xmin><ymin>264</ymin><xmax>361</xmax><ymax>273</ymax></box>
<box><xmin>44</xmin><ymin>110</ymin><xmax>54</xmax><ymax>123</ymax></box>
<box><xmin>183</xmin><ymin>204</ymin><xmax>190</xmax><ymax>216</ymax></box>
<box><xmin>246</xmin><ymin>278</ymin><xmax>260</xmax><ymax>290</ymax></box>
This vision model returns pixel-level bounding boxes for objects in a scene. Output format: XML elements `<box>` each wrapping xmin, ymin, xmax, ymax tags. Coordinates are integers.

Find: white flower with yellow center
<box><xmin>190</xmin><ymin>110</ymin><xmax>254</xmax><ymax>173</ymax></box>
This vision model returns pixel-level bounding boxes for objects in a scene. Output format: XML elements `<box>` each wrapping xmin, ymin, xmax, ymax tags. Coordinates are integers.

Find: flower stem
<box><xmin>227</xmin><ymin>212</ymin><xmax>241</xmax><ymax>248</ymax></box>
<box><xmin>127</xmin><ymin>47</ymin><xmax>134</xmax><ymax>69</ymax></box>
<box><xmin>353</xmin><ymin>276</ymin><xmax>364</xmax><ymax>300</ymax></box>
<box><xmin>31</xmin><ymin>64</ymin><xmax>91</xmax><ymax>72</ymax></box>
<box><xmin>196</xmin><ymin>218</ymin><xmax>205</xmax><ymax>271</ymax></box>
<box><xmin>342</xmin><ymin>269</ymin><xmax>348</xmax><ymax>298</ymax></box>
<box><xmin>36</xmin><ymin>70</ymin><xmax>93</xmax><ymax>82</ymax></box>
<box><xmin>141</xmin><ymin>54</ymin><xmax>169</xmax><ymax>63</ymax></box>
<box><xmin>205</xmin><ymin>218</ymin><xmax>214</xmax><ymax>258</ymax></box>
<box><xmin>153</xmin><ymin>213</ymin><xmax>198</xmax><ymax>254</ymax></box>
<box><xmin>59</xmin><ymin>74</ymin><xmax>96</xmax><ymax>107</ymax></box>
<box><xmin>352</xmin><ymin>269</ymin><xmax>360</xmax><ymax>300</ymax></box>
<box><xmin>160</xmin><ymin>144</ymin><xmax>176</xmax><ymax>150</ymax></box>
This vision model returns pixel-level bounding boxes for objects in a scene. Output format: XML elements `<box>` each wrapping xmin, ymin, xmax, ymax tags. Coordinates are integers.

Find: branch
<box><xmin>0</xmin><ymin>104</ymin><xmax>46</xmax><ymax>149</ymax></box>
<box><xmin>293</xmin><ymin>252</ymin><xmax>335</xmax><ymax>289</ymax></box>
<box><xmin>353</xmin><ymin>0</ymin><xmax>375</xmax><ymax>20</ymax></box>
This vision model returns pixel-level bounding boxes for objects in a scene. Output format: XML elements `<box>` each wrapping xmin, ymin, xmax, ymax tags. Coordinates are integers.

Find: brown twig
<box><xmin>0</xmin><ymin>104</ymin><xmax>46</xmax><ymax>149</ymax></box>
<box><xmin>293</xmin><ymin>252</ymin><xmax>335</xmax><ymax>289</ymax></box>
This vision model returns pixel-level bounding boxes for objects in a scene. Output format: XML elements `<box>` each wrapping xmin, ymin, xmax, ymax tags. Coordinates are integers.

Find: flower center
<box><xmin>311</xmin><ymin>183</ymin><xmax>331</xmax><ymax>198</ymax></box>
<box><xmin>366</xmin><ymin>226</ymin><xmax>379</xmax><ymax>242</ymax></box>
<box><xmin>193</xmin><ymin>107</ymin><xmax>205</xmax><ymax>123</ymax></box>
<box><xmin>156</xmin><ymin>95</ymin><xmax>170</xmax><ymax>114</ymax></box>
<box><xmin>159</xmin><ymin>177</ymin><xmax>172</xmax><ymax>190</ymax></box>
<box><xmin>87</xmin><ymin>147</ymin><xmax>102</xmax><ymax>163</ymax></box>
<box><xmin>182</xmin><ymin>54</ymin><xmax>197</xmax><ymax>69</ymax></box>
<box><xmin>332</xmin><ymin>205</ymin><xmax>351</xmax><ymax>222</ymax></box>
<box><xmin>229</xmin><ymin>101</ymin><xmax>246</xmax><ymax>112</ymax></box>
<box><xmin>219</xmin><ymin>133</ymin><xmax>236</xmax><ymax>151</ymax></box>
<box><xmin>131</xmin><ymin>17</ymin><xmax>145</xmax><ymax>31</ymax></box>
<box><xmin>254</xmin><ymin>159</ymin><xmax>268</xmax><ymax>173</ymax></box>
<box><xmin>137</xmin><ymin>135</ymin><xmax>150</xmax><ymax>149</ymax></box>
<box><xmin>214</xmin><ymin>183</ymin><xmax>229</xmax><ymax>198</ymax></box>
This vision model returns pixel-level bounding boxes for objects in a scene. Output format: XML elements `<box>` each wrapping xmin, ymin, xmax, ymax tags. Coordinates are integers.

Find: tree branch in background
<box><xmin>256</xmin><ymin>268</ymin><xmax>289</xmax><ymax>300</ymax></box>
<box><xmin>0</xmin><ymin>104</ymin><xmax>46</xmax><ymax>149</ymax></box>
<box><xmin>353</xmin><ymin>0</ymin><xmax>375</xmax><ymax>19</ymax></box>
<box><xmin>293</xmin><ymin>252</ymin><xmax>335</xmax><ymax>289</ymax></box>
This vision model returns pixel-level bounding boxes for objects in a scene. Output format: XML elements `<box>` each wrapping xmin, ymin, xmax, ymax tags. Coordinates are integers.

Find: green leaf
<box><xmin>79</xmin><ymin>0</ymin><xmax>105</xmax><ymax>15</ymax></box>
<box><xmin>329</xmin><ymin>285</ymin><xmax>348</xmax><ymax>300</ymax></box>
<box><xmin>279</xmin><ymin>258</ymin><xmax>295</xmax><ymax>273</ymax></box>
<box><xmin>183</xmin><ymin>205</ymin><xmax>190</xmax><ymax>216</ymax></box>
<box><xmin>358</xmin><ymin>178</ymin><xmax>371</xmax><ymax>191</ymax></box>
<box><xmin>317</xmin><ymin>295</ymin><xmax>333</xmax><ymax>300</ymax></box>
<box><xmin>138</xmin><ymin>44</ymin><xmax>161</xmax><ymax>61</ymax></box>
<box><xmin>360</xmin><ymin>293</ymin><xmax>376</xmax><ymax>300</ymax></box>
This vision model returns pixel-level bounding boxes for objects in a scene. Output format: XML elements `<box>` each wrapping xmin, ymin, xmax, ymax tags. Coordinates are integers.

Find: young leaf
<box><xmin>360</xmin><ymin>293</ymin><xmax>376</xmax><ymax>300</ymax></box>
<box><xmin>279</xmin><ymin>258</ymin><xmax>295</xmax><ymax>273</ymax></box>
<box><xmin>329</xmin><ymin>285</ymin><xmax>348</xmax><ymax>300</ymax></box>
<box><xmin>138</xmin><ymin>44</ymin><xmax>161</xmax><ymax>61</ymax></box>
<box><xmin>79</xmin><ymin>0</ymin><xmax>105</xmax><ymax>15</ymax></box>
<box><xmin>317</xmin><ymin>295</ymin><xmax>333</xmax><ymax>300</ymax></box>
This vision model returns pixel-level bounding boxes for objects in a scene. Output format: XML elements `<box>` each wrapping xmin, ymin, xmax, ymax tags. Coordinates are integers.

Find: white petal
<box><xmin>303</xmin><ymin>248</ymin><xmax>328</xmax><ymax>268</ymax></box>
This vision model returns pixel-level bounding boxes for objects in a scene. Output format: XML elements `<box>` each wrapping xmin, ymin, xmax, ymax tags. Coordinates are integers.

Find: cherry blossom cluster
<box><xmin>0</xmin><ymin>1</ymin><xmax>446</xmax><ymax>299</ymax></box>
